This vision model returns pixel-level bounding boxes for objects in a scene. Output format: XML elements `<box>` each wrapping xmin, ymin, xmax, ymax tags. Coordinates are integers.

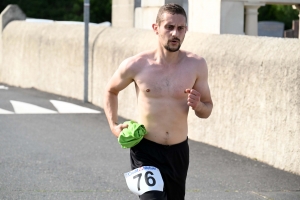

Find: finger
<box><xmin>118</xmin><ymin>124</ymin><xmax>128</xmax><ymax>131</ymax></box>
<box><xmin>187</xmin><ymin>98</ymin><xmax>195</xmax><ymax>105</ymax></box>
<box><xmin>187</xmin><ymin>101</ymin><xmax>196</xmax><ymax>109</ymax></box>
<box><xmin>189</xmin><ymin>90</ymin><xmax>201</xmax><ymax>100</ymax></box>
<box><xmin>189</xmin><ymin>94</ymin><xmax>198</xmax><ymax>99</ymax></box>
<box><xmin>188</xmin><ymin>93</ymin><xmax>197</xmax><ymax>99</ymax></box>
<box><xmin>184</xmin><ymin>89</ymin><xmax>191</xmax><ymax>93</ymax></box>
<box><xmin>188</xmin><ymin>93</ymin><xmax>200</xmax><ymax>101</ymax></box>
<box><xmin>189</xmin><ymin>89</ymin><xmax>200</xmax><ymax>96</ymax></box>
<box><xmin>121</xmin><ymin>124</ymin><xmax>128</xmax><ymax>129</ymax></box>
<box><xmin>188</xmin><ymin>95</ymin><xmax>196</xmax><ymax>102</ymax></box>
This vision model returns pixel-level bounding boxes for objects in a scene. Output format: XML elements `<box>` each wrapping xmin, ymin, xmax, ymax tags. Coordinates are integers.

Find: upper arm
<box><xmin>193</xmin><ymin>58</ymin><xmax>213</xmax><ymax>105</ymax></box>
<box><xmin>106</xmin><ymin>58</ymin><xmax>136</xmax><ymax>95</ymax></box>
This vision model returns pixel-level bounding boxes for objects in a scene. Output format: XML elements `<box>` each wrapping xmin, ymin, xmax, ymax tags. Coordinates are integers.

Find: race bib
<box><xmin>124</xmin><ymin>166</ymin><xmax>164</xmax><ymax>195</ymax></box>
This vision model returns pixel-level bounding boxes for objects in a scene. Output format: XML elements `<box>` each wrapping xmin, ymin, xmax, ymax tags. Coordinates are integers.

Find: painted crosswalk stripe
<box><xmin>0</xmin><ymin>85</ymin><xmax>9</xmax><ymax>90</ymax></box>
<box><xmin>50</xmin><ymin>100</ymin><xmax>101</xmax><ymax>113</ymax></box>
<box><xmin>0</xmin><ymin>108</ymin><xmax>14</xmax><ymax>114</ymax></box>
<box><xmin>10</xmin><ymin>100</ymin><xmax>57</xmax><ymax>114</ymax></box>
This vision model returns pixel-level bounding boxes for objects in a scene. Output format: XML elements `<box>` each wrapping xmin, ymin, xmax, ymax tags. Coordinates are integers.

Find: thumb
<box><xmin>120</xmin><ymin>123</ymin><xmax>128</xmax><ymax>129</ymax></box>
<box><xmin>185</xmin><ymin>89</ymin><xmax>191</xmax><ymax>93</ymax></box>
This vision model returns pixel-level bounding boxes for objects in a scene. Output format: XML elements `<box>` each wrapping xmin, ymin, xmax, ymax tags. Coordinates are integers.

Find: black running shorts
<box><xmin>130</xmin><ymin>138</ymin><xmax>189</xmax><ymax>200</ymax></box>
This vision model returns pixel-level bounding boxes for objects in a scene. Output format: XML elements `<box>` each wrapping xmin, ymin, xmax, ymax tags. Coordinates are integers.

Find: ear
<box><xmin>152</xmin><ymin>23</ymin><xmax>159</xmax><ymax>35</ymax></box>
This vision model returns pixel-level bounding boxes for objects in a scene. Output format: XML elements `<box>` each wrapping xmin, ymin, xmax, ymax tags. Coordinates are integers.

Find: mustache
<box><xmin>169</xmin><ymin>37</ymin><xmax>180</xmax><ymax>42</ymax></box>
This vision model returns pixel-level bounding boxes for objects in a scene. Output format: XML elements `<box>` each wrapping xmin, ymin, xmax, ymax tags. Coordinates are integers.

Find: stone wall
<box><xmin>0</xmin><ymin>21</ymin><xmax>107</xmax><ymax>100</ymax></box>
<box><xmin>1</xmin><ymin>20</ymin><xmax>299</xmax><ymax>175</ymax></box>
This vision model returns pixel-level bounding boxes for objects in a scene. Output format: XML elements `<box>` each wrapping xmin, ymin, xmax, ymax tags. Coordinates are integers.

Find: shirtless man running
<box><xmin>104</xmin><ymin>3</ymin><xmax>213</xmax><ymax>200</ymax></box>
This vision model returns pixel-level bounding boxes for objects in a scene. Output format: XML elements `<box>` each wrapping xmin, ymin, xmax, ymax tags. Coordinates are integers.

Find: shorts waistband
<box><xmin>140</xmin><ymin>137</ymin><xmax>188</xmax><ymax>149</ymax></box>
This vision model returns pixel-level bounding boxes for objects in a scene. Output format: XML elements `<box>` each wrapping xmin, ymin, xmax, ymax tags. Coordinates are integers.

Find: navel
<box><xmin>146</xmin><ymin>89</ymin><xmax>150</xmax><ymax>92</ymax></box>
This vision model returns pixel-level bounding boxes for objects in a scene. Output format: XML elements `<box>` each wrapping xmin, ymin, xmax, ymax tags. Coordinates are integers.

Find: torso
<box><xmin>130</xmin><ymin>50</ymin><xmax>201</xmax><ymax>145</ymax></box>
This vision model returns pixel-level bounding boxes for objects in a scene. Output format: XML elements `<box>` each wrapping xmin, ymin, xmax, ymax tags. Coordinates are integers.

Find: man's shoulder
<box><xmin>181</xmin><ymin>50</ymin><xmax>207</xmax><ymax>67</ymax></box>
<box><xmin>122</xmin><ymin>50</ymin><xmax>154</xmax><ymax>67</ymax></box>
<box><xmin>182</xmin><ymin>50</ymin><xmax>205</xmax><ymax>61</ymax></box>
<box><xmin>118</xmin><ymin>50</ymin><xmax>154</xmax><ymax>75</ymax></box>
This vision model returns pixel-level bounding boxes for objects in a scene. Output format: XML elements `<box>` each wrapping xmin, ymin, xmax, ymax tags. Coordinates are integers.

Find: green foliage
<box><xmin>258</xmin><ymin>5</ymin><xmax>299</xmax><ymax>30</ymax></box>
<box><xmin>0</xmin><ymin>0</ymin><xmax>112</xmax><ymax>23</ymax></box>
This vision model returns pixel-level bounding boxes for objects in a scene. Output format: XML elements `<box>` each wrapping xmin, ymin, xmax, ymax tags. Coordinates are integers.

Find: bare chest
<box><xmin>135</xmin><ymin>66</ymin><xmax>196</xmax><ymax>99</ymax></box>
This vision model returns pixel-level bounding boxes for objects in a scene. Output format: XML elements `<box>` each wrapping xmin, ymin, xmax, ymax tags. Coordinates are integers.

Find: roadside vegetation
<box><xmin>0</xmin><ymin>0</ymin><xmax>112</xmax><ymax>23</ymax></box>
<box><xmin>259</xmin><ymin>4</ymin><xmax>299</xmax><ymax>30</ymax></box>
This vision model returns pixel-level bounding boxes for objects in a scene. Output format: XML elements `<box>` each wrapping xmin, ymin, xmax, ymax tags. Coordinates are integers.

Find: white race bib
<box><xmin>124</xmin><ymin>166</ymin><xmax>164</xmax><ymax>195</ymax></box>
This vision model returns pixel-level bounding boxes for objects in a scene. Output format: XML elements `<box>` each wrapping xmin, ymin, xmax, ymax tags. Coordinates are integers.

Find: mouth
<box><xmin>169</xmin><ymin>39</ymin><xmax>180</xmax><ymax>44</ymax></box>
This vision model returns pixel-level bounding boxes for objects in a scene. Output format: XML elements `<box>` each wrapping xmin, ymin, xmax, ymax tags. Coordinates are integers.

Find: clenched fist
<box><xmin>185</xmin><ymin>89</ymin><xmax>201</xmax><ymax>110</ymax></box>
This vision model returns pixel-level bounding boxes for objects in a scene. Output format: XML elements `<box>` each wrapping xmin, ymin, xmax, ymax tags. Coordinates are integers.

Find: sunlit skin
<box><xmin>154</xmin><ymin>13</ymin><xmax>187</xmax><ymax>52</ymax></box>
<box><xmin>104</xmin><ymin>12</ymin><xmax>213</xmax><ymax>145</ymax></box>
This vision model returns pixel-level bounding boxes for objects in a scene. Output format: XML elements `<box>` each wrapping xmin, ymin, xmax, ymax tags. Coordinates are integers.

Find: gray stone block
<box><xmin>0</xmin><ymin>4</ymin><xmax>26</xmax><ymax>32</ymax></box>
<box><xmin>0</xmin><ymin>5</ymin><xmax>26</xmax><ymax>67</ymax></box>
<box><xmin>258</xmin><ymin>21</ymin><xmax>284</xmax><ymax>38</ymax></box>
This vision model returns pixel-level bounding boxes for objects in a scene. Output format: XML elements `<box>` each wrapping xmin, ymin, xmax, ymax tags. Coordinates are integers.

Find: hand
<box><xmin>185</xmin><ymin>89</ymin><xmax>201</xmax><ymax>110</ymax></box>
<box><xmin>112</xmin><ymin>123</ymin><xmax>128</xmax><ymax>138</ymax></box>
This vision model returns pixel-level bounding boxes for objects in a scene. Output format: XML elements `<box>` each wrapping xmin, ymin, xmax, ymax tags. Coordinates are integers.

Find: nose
<box><xmin>171</xmin><ymin>29</ymin><xmax>179</xmax><ymax>37</ymax></box>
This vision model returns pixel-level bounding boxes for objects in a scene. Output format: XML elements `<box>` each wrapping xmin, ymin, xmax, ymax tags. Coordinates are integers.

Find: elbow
<box><xmin>196</xmin><ymin>112</ymin><xmax>211</xmax><ymax>119</ymax></box>
<box><xmin>196</xmin><ymin>103</ymin><xmax>213</xmax><ymax>119</ymax></box>
<box><xmin>201</xmin><ymin>114</ymin><xmax>210</xmax><ymax>119</ymax></box>
<box><xmin>204</xmin><ymin>104</ymin><xmax>213</xmax><ymax>118</ymax></box>
<box><xmin>105</xmin><ymin>87</ymin><xmax>119</xmax><ymax>96</ymax></box>
<box><xmin>204</xmin><ymin>112</ymin><xmax>212</xmax><ymax>119</ymax></box>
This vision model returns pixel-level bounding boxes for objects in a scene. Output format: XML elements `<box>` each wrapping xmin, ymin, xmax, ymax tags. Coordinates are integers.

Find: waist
<box><xmin>140</xmin><ymin>137</ymin><xmax>188</xmax><ymax>148</ymax></box>
<box><xmin>143</xmin><ymin>131</ymin><xmax>188</xmax><ymax>145</ymax></box>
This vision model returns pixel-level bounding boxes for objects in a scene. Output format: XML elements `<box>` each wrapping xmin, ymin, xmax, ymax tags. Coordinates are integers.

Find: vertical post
<box><xmin>298</xmin><ymin>15</ymin><xmax>300</xmax><ymax>39</ymax></box>
<box><xmin>84</xmin><ymin>0</ymin><xmax>90</xmax><ymax>102</ymax></box>
<box><xmin>244</xmin><ymin>2</ymin><xmax>264</xmax><ymax>36</ymax></box>
<box><xmin>188</xmin><ymin>0</ymin><xmax>221</xmax><ymax>34</ymax></box>
<box><xmin>293</xmin><ymin>4</ymin><xmax>300</xmax><ymax>38</ymax></box>
<box><xmin>112</xmin><ymin>0</ymin><xmax>135</xmax><ymax>28</ymax></box>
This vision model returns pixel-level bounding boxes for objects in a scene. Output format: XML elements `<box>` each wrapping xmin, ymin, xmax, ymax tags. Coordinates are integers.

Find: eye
<box><xmin>166</xmin><ymin>25</ymin><xmax>174</xmax><ymax>30</ymax></box>
<box><xmin>178</xmin><ymin>26</ymin><xmax>185</xmax><ymax>31</ymax></box>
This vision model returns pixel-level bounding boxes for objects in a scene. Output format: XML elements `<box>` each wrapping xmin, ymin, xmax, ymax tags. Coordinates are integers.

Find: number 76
<box><xmin>133</xmin><ymin>171</ymin><xmax>156</xmax><ymax>191</ymax></box>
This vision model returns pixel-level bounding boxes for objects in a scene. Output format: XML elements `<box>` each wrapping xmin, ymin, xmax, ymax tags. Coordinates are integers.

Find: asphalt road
<box><xmin>1</xmin><ymin>84</ymin><xmax>299</xmax><ymax>200</ymax></box>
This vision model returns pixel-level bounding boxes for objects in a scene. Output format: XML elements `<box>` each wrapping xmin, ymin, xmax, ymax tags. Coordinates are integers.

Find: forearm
<box><xmin>194</xmin><ymin>101</ymin><xmax>213</xmax><ymax>118</ymax></box>
<box><xmin>104</xmin><ymin>91</ymin><xmax>119</xmax><ymax>131</ymax></box>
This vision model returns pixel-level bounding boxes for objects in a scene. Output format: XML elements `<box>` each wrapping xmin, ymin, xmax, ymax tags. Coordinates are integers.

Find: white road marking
<box><xmin>50</xmin><ymin>100</ymin><xmax>101</xmax><ymax>113</ymax></box>
<box><xmin>10</xmin><ymin>101</ymin><xmax>57</xmax><ymax>114</ymax></box>
<box><xmin>0</xmin><ymin>100</ymin><xmax>101</xmax><ymax>114</ymax></box>
<box><xmin>0</xmin><ymin>108</ymin><xmax>14</xmax><ymax>114</ymax></box>
<box><xmin>0</xmin><ymin>85</ymin><xmax>9</xmax><ymax>90</ymax></box>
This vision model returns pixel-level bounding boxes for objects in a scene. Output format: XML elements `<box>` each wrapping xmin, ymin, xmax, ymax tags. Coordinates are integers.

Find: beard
<box><xmin>164</xmin><ymin>44</ymin><xmax>181</xmax><ymax>52</ymax></box>
<box><xmin>164</xmin><ymin>38</ymin><xmax>181</xmax><ymax>52</ymax></box>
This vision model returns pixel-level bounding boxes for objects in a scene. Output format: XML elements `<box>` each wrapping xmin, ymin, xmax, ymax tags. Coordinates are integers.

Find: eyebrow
<box><xmin>164</xmin><ymin>24</ymin><xmax>187</xmax><ymax>28</ymax></box>
<box><xmin>164</xmin><ymin>23</ymin><xmax>186</xmax><ymax>26</ymax></box>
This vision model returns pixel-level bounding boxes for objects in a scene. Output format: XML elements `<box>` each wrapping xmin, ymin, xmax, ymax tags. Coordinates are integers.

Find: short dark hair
<box><xmin>156</xmin><ymin>3</ymin><xmax>187</xmax><ymax>25</ymax></box>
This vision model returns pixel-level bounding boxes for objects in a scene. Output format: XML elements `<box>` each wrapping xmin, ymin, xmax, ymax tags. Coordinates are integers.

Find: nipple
<box><xmin>146</xmin><ymin>89</ymin><xmax>150</xmax><ymax>92</ymax></box>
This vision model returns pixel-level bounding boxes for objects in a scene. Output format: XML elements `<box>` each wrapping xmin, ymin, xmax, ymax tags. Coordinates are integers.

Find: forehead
<box><xmin>159</xmin><ymin>12</ymin><xmax>187</xmax><ymax>26</ymax></box>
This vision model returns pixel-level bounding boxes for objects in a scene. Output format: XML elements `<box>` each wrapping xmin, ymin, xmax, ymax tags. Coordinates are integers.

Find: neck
<box><xmin>154</xmin><ymin>45</ymin><xmax>181</xmax><ymax>65</ymax></box>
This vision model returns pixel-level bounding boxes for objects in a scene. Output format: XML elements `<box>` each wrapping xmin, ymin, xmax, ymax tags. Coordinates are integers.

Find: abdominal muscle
<box><xmin>137</xmin><ymin>97</ymin><xmax>189</xmax><ymax>145</ymax></box>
